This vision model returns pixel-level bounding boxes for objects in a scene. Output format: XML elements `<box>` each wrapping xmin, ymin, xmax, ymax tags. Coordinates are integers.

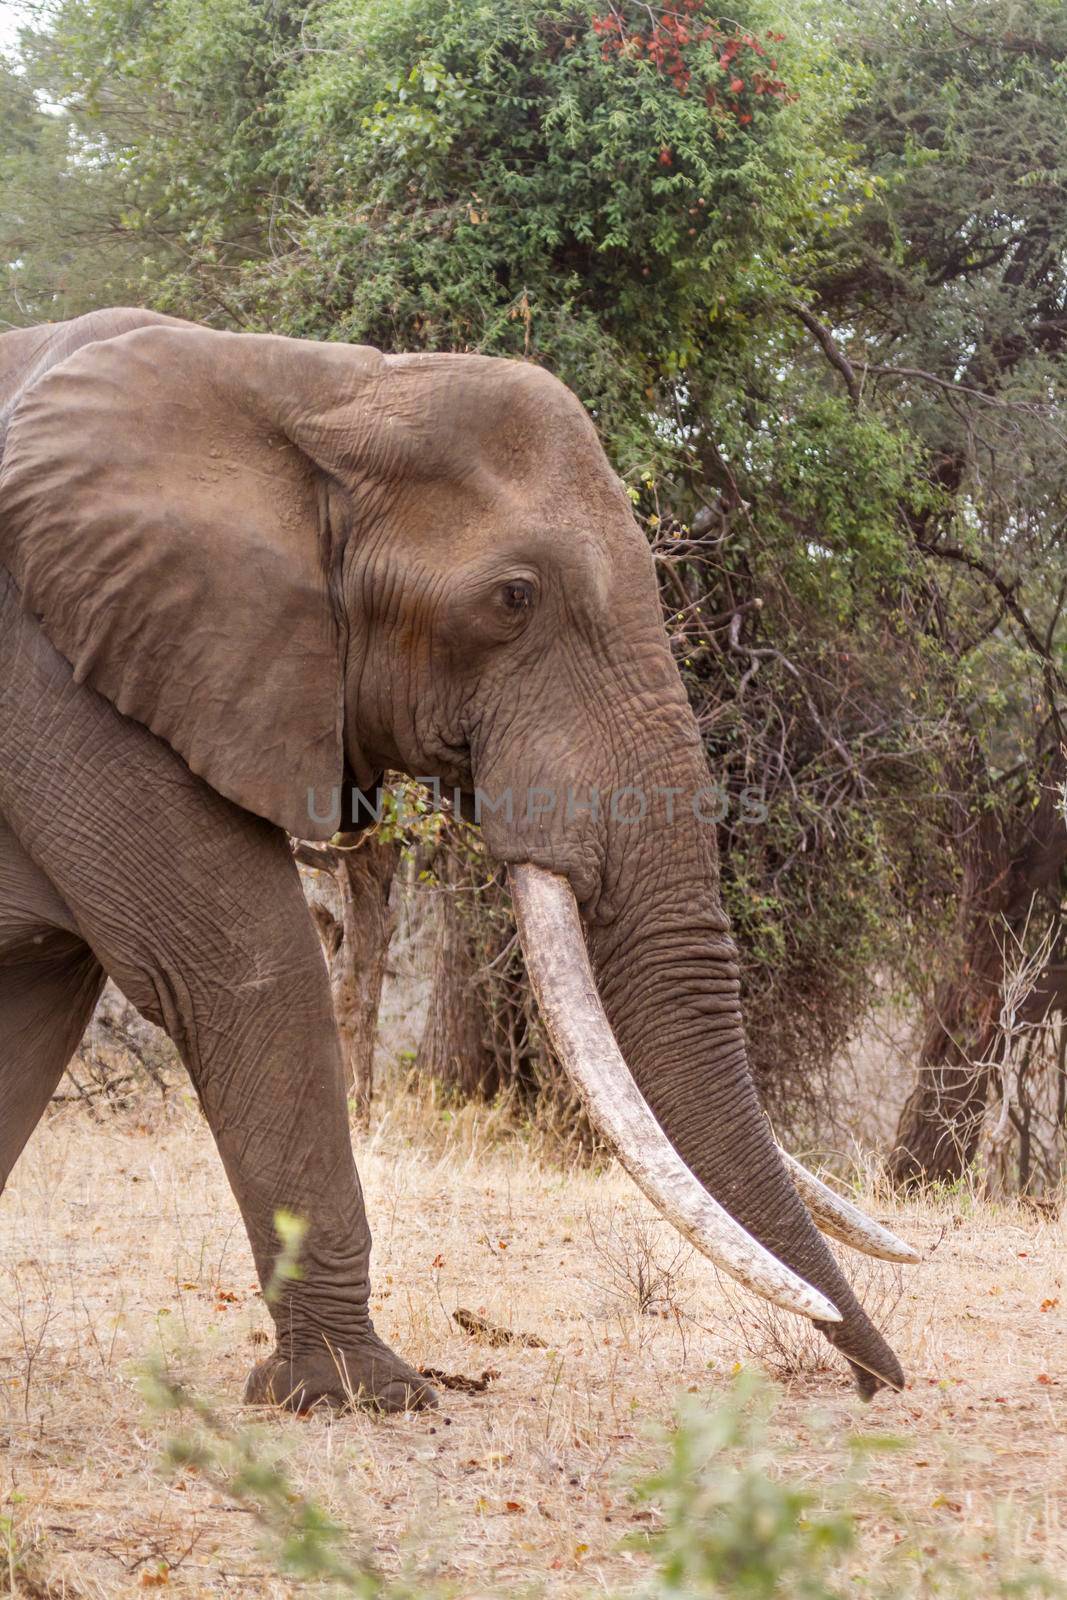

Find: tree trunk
<box><xmin>890</xmin><ymin>806</ymin><xmax>1007</xmax><ymax>1185</ymax></box>
<box><xmin>890</xmin><ymin>750</ymin><xmax>1067</xmax><ymax>1187</ymax></box>
<box><xmin>414</xmin><ymin>834</ymin><xmax>500</xmax><ymax>1100</ymax></box>
<box><xmin>298</xmin><ymin>835</ymin><xmax>400</xmax><ymax>1126</ymax></box>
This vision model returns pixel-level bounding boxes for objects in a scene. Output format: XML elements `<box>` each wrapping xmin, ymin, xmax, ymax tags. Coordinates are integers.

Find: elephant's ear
<box><xmin>0</xmin><ymin>323</ymin><xmax>387</xmax><ymax>840</ymax></box>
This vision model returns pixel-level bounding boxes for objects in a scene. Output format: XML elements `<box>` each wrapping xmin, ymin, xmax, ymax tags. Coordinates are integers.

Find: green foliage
<box><xmin>263</xmin><ymin>1207</ymin><xmax>309</xmax><ymax>1303</ymax></box>
<box><xmin>631</xmin><ymin>1375</ymin><xmax>1064</xmax><ymax>1599</ymax></box>
<box><xmin>7</xmin><ymin>0</ymin><xmax>849</xmax><ymax>474</ymax></box>
<box><xmin>633</xmin><ymin>1379</ymin><xmax>859</xmax><ymax>1598</ymax></box>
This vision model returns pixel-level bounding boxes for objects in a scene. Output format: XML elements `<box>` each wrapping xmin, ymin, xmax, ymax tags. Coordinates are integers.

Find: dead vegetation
<box><xmin>0</xmin><ymin>1080</ymin><xmax>1062</xmax><ymax>1597</ymax></box>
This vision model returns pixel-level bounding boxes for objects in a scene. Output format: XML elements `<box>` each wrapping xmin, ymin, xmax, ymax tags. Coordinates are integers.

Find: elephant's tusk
<box><xmin>777</xmin><ymin>1147</ymin><xmax>921</xmax><ymax>1265</ymax></box>
<box><xmin>508</xmin><ymin>863</ymin><xmax>842</xmax><ymax>1325</ymax></box>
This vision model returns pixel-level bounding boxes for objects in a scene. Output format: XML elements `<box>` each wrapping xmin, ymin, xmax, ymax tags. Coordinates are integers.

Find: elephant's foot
<box><xmin>244</xmin><ymin>1331</ymin><xmax>437</xmax><ymax>1414</ymax></box>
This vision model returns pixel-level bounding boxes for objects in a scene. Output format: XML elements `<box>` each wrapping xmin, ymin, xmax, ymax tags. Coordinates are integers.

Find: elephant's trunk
<box><xmin>510</xmin><ymin>848</ymin><xmax>909</xmax><ymax>1396</ymax></box>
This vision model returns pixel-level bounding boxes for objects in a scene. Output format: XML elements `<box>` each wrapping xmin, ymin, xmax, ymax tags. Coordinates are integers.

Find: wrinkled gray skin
<box><xmin>0</xmin><ymin>310</ymin><xmax>904</xmax><ymax>1410</ymax></box>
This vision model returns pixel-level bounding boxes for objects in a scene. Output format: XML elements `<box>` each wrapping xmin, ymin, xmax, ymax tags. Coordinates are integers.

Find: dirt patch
<box><xmin>0</xmin><ymin>1089</ymin><xmax>1063</xmax><ymax>1595</ymax></box>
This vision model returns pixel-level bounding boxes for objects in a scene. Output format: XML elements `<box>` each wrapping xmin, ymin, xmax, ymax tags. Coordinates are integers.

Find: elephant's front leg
<box><xmin>173</xmin><ymin>909</ymin><xmax>432</xmax><ymax>1413</ymax></box>
<box><xmin>123</xmin><ymin>843</ymin><xmax>433</xmax><ymax>1411</ymax></box>
<box><xmin>123</xmin><ymin>844</ymin><xmax>434</xmax><ymax>1411</ymax></box>
<box><xmin>183</xmin><ymin>867</ymin><xmax>436</xmax><ymax>1407</ymax></box>
<box><xmin>0</xmin><ymin>705</ymin><xmax>433</xmax><ymax>1411</ymax></box>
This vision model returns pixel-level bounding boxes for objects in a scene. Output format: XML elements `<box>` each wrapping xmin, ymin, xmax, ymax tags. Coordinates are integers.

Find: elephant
<box><xmin>0</xmin><ymin>308</ymin><xmax>917</xmax><ymax>1413</ymax></box>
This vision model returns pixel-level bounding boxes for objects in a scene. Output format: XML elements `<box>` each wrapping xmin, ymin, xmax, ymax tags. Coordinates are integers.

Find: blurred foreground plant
<box><xmin>141</xmin><ymin>1358</ymin><xmax>427</xmax><ymax>1595</ymax></box>
<box><xmin>631</xmin><ymin>1373</ymin><xmax>1063</xmax><ymax>1600</ymax></box>
<box><xmin>139</xmin><ymin>1358</ymin><xmax>1063</xmax><ymax>1599</ymax></box>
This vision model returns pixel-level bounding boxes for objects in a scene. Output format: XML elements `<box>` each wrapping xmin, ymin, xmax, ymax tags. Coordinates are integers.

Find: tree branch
<box><xmin>918</xmin><ymin>541</ymin><xmax>1067</xmax><ymax>722</ymax></box>
<box><xmin>787</xmin><ymin>300</ymin><xmax>860</xmax><ymax>404</ymax></box>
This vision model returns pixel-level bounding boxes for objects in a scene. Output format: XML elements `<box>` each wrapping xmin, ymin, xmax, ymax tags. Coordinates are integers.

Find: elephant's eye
<box><xmin>501</xmin><ymin>579</ymin><xmax>535</xmax><ymax>613</ymax></box>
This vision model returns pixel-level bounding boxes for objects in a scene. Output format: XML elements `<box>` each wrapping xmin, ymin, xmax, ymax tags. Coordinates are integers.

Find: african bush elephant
<box><xmin>0</xmin><ymin>309</ymin><xmax>915</xmax><ymax>1411</ymax></box>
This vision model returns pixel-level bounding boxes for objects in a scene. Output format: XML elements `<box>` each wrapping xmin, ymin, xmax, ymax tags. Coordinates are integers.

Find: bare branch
<box><xmin>788</xmin><ymin>300</ymin><xmax>860</xmax><ymax>405</ymax></box>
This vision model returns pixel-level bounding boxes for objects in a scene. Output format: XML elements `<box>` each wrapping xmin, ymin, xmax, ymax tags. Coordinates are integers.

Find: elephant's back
<box><xmin>0</xmin><ymin>308</ymin><xmax>193</xmax><ymax>457</ymax></box>
<box><xmin>0</xmin><ymin>325</ymin><xmax>55</xmax><ymax>432</ymax></box>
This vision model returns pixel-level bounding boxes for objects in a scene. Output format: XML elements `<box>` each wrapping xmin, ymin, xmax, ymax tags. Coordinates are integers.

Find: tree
<box><xmin>806</xmin><ymin>0</ymin><xmax>1067</xmax><ymax>1184</ymax></box>
<box><xmin>296</xmin><ymin>834</ymin><xmax>401</xmax><ymax>1125</ymax></box>
<box><xmin>413</xmin><ymin>828</ymin><xmax>501</xmax><ymax>1103</ymax></box>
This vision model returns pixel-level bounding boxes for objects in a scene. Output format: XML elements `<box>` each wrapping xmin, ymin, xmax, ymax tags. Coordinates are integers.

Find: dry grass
<box><xmin>0</xmin><ymin>1081</ymin><xmax>1063</xmax><ymax>1598</ymax></box>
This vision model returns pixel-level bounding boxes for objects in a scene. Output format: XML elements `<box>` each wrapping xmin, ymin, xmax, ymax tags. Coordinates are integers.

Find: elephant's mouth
<box><xmin>509</xmin><ymin>864</ymin><xmax>920</xmax><ymax>1324</ymax></box>
<box><xmin>456</xmin><ymin>786</ymin><xmax>605</xmax><ymax>910</ymax></box>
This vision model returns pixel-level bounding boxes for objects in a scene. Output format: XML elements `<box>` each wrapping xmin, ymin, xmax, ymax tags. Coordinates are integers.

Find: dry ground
<box><xmin>0</xmin><ymin>1082</ymin><xmax>1063</xmax><ymax>1598</ymax></box>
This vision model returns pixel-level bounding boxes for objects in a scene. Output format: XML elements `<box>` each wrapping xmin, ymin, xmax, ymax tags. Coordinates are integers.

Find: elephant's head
<box><xmin>0</xmin><ymin>315</ymin><xmax>915</xmax><ymax>1393</ymax></box>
